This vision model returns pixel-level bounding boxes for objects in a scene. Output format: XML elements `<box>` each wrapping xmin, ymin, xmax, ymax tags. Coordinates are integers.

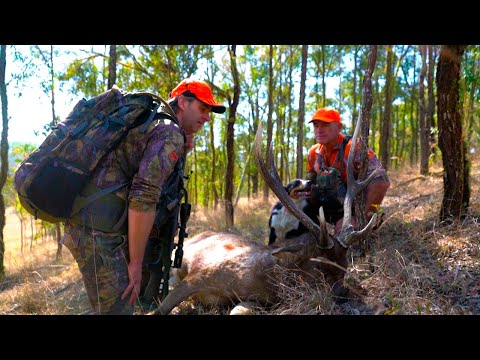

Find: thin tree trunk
<box><xmin>296</xmin><ymin>45</ymin><xmax>308</xmax><ymax>178</ymax></box>
<box><xmin>427</xmin><ymin>45</ymin><xmax>436</xmax><ymax>155</ymax></box>
<box><xmin>355</xmin><ymin>45</ymin><xmax>377</xmax><ymax>231</ymax></box>
<box><xmin>409</xmin><ymin>49</ymin><xmax>418</xmax><ymax>166</ymax></box>
<box><xmin>209</xmin><ymin>120</ymin><xmax>219</xmax><ymax>209</ymax></box>
<box><xmin>321</xmin><ymin>45</ymin><xmax>326</xmax><ymax>107</ymax></box>
<box><xmin>264</xmin><ymin>45</ymin><xmax>274</xmax><ymax>201</ymax></box>
<box><xmin>234</xmin><ymin>148</ymin><xmax>252</xmax><ymax>208</ymax></box>
<box><xmin>419</xmin><ymin>45</ymin><xmax>429</xmax><ymax>175</ymax></box>
<box><xmin>55</xmin><ymin>223</ymin><xmax>63</xmax><ymax>261</ymax></box>
<box><xmin>225</xmin><ymin>45</ymin><xmax>240</xmax><ymax>229</ymax></box>
<box><xmin>108</xmin><ymin>45</ymin><xmax>117</xmax><ymax>89</ymax></box>
<box><xmin>352</xmin><ymin>46</ymin><xmax>359</xmax><ymax>130</ymax></box>
<box><xmin>0</xmin><ymin>45</ymin><xmax>8</xmax><ymax>276</ymax></box>
<box><xmin>380</xmin><ymin>45</ymin><xmax>393</xmax><ymax>171</ymax></box>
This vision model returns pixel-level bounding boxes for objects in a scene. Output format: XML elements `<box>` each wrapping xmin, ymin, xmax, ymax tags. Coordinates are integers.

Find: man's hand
<box><xmin>121</xmin><ymin>261</ymin><xmax>143</xmax><ymax>305</ymax></box>
<box><xmin>124</xmin><ymin>208</ymin><xmax>156</xmax><ymax>307</ymax></box>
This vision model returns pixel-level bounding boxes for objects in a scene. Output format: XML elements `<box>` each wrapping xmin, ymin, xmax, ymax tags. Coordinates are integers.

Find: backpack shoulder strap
<box><xmin>134</xmin><ymin>91</ymin><xmax>178</xmax><ymax>124</ymax></box>
<box><xmin>331</xmin><ymin>134</ymin><xmax>352</xmax><ymax>173</ymax></box>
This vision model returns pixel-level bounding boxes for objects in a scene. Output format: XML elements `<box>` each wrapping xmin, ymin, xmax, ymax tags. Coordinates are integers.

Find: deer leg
<box><xmin>148</xmin><ymin>279</ymin><xmax>198</xmax><ymax>315</ymax></box>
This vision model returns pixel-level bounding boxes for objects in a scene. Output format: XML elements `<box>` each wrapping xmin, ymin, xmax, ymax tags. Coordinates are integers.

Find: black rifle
<box><xmin>141</xmin><ymin>155</ymin><xmax>191</xmax><ymax>307</ymax></box>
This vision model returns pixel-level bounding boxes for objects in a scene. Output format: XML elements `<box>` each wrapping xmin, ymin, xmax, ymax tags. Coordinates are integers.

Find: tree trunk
<box><xmin>409</xmin><ymin>49</ymin><xmax>418</xmax><ymax>166</ymax></box>
<box><xmin>419</xmin><ymin>45</ymin><xmax>429</xmax><ymax>175</ymax></box>
<box><xmin>296</xmin><ymin>45</ymin><xmax>308</xmax><ymax>178</ymax></box>
<box><xmin>108</xmin><ymin>45</ymin><xmax>117</xmax><ymax>89</ymax></box>
<box><xmin>355</xmin><ymin>45</ymin><xmax>377</xmax><ymax>233</ymax></box>
<box><xmin>321</xmin><ymin>45</ymin><xmax>326</xmax><ymax>107</ymax></box>
<box><xmin>0</xmin><ymin>45</ymin><xmax>8</xmax><ymax>276</ymax></box>
<box><xmin>264</xmin><ymin>45</ymin><xmax>275</xmax><ymax>201</ymax></box>
<box><xmin>380</xmin><ymin>45</ymin><xmax>393</xmax><ymax>171</ymax></box>
<box><xmin>437</xmin><ymin>45</ymin><xmax>468</xmax><ymax>222</ymax></box>
<box><xmin>209</xmin><ymin>119</ymin><xmax>219</xmax><ymax>209</ymax></box>
<box><xmin>225</xmin><ymin>45</ymin><xmax>240</xmax><ymax>229</ymax></box>
<box><xmin>427</xmin><ymin>45</ymin><xmax>436</xmax><ymax>155</ymax></box>
<box><xmin>55</xmin><ymin>223</ymin><xmax>63</xmax><ymax>261</ymax></box>
<box><xmin>285</xmin><ymin>46</ymin><xmax>294</xmax><ymax>183</ymax></box>
<box><xmin>352</xmin><ymin>46</ymin><xmax>359</xmax><ymax>130</ymax></box>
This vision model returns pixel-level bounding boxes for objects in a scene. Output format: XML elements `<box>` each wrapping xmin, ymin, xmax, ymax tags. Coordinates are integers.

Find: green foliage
<box><xmin>8</xmin><ymin>44</ymin><xmax>480</xmax><ymax>209</ymax></box>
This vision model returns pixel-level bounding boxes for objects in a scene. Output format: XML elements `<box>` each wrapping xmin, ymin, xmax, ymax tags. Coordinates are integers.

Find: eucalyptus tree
<box><xmin>437</xmin><ymin>45</ymin><xmax>469</xmax><ymax>222</ymax></box>
<box><xmin>0</xmin><ymin>45</ymin><xmax>7</xmax><ymax>275</ymax></box>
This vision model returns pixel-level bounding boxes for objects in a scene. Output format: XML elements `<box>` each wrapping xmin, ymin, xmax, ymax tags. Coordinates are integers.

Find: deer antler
<box><xmin>337</xmin><ymin>113</ymin><xmax>378</xmax><ymax>247</ymax></box>
<box><xmin>254</xmin><ymin>123</ymin><xmax>334</xmax><ymax>249</ymax></box>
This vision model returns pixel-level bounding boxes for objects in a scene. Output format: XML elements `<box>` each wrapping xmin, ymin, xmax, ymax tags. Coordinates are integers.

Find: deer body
<box><xmin>150</xmin><ymin>230</ymin><xmax>349</xmax><ymax>315</ymax></box>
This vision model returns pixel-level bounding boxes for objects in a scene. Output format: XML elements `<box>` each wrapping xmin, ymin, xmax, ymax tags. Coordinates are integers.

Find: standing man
<box><xmin>62</xmin><ymin>78</ymin><xmax>225</xmax><ymax>314</ymax></box>
<box><xmin>305</xmin><ymin>107</ymin><xmax>390</xmax><ymax>234</ymax></box>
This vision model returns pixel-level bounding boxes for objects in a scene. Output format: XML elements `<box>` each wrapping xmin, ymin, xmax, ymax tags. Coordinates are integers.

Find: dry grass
<box><xmin>1</xmin><ymin>154</ymin><xmax>479</xmax><ymax>315</ymax></box>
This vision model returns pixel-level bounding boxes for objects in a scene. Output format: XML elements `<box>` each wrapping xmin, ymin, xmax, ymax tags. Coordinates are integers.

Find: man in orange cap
<box><xmin>305</xmin><ymin>107</ymin><xmax>390</xmax><ymax>234</ymax></box>
<box><xmin>62</xmin><ymin>78</ymin><xmax>225</xmax><ymax>314</ymax></box>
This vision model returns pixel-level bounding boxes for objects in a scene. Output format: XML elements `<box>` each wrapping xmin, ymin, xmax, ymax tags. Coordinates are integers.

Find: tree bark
<box><xmin>264</xmin><ymin>45</ymin><xmax>275</xmax><ymax>200</ymax></box>
<box><xmin>380</xmin><ymin>45</ymin><xmax>393</xmax><ymax>171</ymax></box>
<box><xmin>427</xmin><ymin>45</ymin><xmax>436</xmax><ymax>154</ymax></box>
<box><xmin>0</xmin><ymin>45</ymin><xmax>7</xmax><ymax>276</ymax></box>
<box><xmin>296</xmin><ymin>45</ymin><xmax>308</xmax><ymax>179</ymax></box>
<box><xmin>419</xmin><ymin>45</ymin><xmax>429</xmax><ymax>175</ymax></box>
<box><xmin>108</xmin><ymin>45</ymin><xmax>117</xmax><ymax>89</ymax></box>
<box><xmin>225</xmin><ymin>45</ymin><xmax>240</xmax><ymax>229</ymax></box>
<box><xmin>355</xmin><ymin>45</ymin><xmax>377</xmax><ymax>230</ymax></box>
<box><xmin>437</xmin><ymin>45</ymin><xmax>468</xmax><ymax>222</ymax></box>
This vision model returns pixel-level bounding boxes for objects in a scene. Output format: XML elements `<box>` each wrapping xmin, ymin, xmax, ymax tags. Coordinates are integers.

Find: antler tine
<box><xmin>340</xmin><ymin>111</ymin><xmax>379</xmax><ymax>243</ymax></box>
<box><xmin>255</xmin><ymin>122</ymin><xmax>333</xmax><ymax>248</ymax></box>
<box><xmin>267</xmin><ymin>143</ymin><xmax>282</xmax><ymax>184</ymax></box>
<box><xmin>341</xmin><ymin>113</ymin><xmax>362</xmax><ymax>231</ymax></box>
<box><xmin>345</xmin><ymin>213</ymin><xmax>378</xmax><ymax>246</ymax></box>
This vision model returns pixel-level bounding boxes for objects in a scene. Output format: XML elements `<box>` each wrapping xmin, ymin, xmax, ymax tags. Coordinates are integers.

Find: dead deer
<box><xmin>148</xmin><ymin>117</ymin><xmax>378</xmax><ymax>315</ymax></box>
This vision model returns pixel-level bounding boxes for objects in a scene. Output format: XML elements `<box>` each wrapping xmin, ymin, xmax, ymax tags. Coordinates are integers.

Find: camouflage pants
<box><xmin>62</xmin><ymin>229</ymin><xmax>133</xmax><ymax>315</ymax></box>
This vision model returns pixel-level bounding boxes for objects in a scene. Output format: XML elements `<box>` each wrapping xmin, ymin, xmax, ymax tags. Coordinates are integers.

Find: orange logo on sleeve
<box><xmin>169</xmin><ymin>151</ymin><xmax>178</xmax><ymax>161</ymax></box>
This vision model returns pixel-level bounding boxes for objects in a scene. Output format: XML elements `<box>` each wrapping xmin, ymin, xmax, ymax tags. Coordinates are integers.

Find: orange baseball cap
<box><xmin>309</xmin><ymin>107</ymin><xmax>341</xmax><ymax>123</ymax></box>
<box><xmin>169</xmin><ymin>78</ymin><xmax>226</xmax><ymax>114</ymax></box>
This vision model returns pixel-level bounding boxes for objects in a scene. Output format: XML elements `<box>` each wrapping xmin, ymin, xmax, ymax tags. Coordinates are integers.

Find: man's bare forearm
<box><xmin>128</xmin><ymin>208</ymin><xmax>156</xmax><ymax>265</ymax></box>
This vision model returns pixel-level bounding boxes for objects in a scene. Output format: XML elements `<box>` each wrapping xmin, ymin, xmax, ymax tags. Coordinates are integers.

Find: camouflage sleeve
<box><xmin>305</xmin><ymin>170</ymin><xmax>317</xmax><ymax>181</ymax></box>
<box><xmin>128</xmin><ymin>125</ymin><xmax>184</xmax><ymax>212</ymax></box>
<box><xmin>365</xmin><ymin>149</ymin><xmax>389</xmax><ymax>184</ymax></box>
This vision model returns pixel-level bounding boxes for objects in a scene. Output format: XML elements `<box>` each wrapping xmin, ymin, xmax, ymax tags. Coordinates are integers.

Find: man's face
<box><xmin>312</xmin><ymin>121</ymin><xmax>342</xmax><ymax>146</ymax></box>
<box><xmin>179</xmin><ymin>96</ymin><xmax>212</xmax><ymax>135</ymax></box>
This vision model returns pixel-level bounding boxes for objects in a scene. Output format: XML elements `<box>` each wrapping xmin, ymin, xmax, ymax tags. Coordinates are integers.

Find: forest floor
<box><xmin>1</xmin><ymin>153</ymin><xmax>479</xmax><ymax>315</ymax></box>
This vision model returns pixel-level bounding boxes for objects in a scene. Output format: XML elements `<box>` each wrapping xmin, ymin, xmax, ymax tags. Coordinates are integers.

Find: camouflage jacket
<box><xmin>64</xmin><ymin>115</ymin><xmax>185</xmax><ymax>240</ymax></box>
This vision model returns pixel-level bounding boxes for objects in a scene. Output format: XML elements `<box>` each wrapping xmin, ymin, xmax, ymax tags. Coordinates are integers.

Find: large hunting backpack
<box><xmin>14</xmin><ymin>85</ymin><xmax>177</xmax><ymax>225</ymax></box>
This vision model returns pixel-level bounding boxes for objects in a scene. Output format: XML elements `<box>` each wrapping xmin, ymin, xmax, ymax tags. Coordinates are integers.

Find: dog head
<box><xmin>284</xmin><ymin>179</ymin><xmax>312</xmax><ymax>200</ymax></box>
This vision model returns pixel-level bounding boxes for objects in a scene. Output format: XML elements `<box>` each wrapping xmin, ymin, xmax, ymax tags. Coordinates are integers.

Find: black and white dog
<box><xmin>268</xmin><ymin>179</ymin><xmax>319</xmax><ymax>245</ymax></box>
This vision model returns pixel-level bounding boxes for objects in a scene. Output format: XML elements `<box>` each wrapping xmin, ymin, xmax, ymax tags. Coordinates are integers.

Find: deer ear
<box><xmin>271</xmin><ymin>243</ymin><xmax>303</xmax><ymax>256</ymax></box>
